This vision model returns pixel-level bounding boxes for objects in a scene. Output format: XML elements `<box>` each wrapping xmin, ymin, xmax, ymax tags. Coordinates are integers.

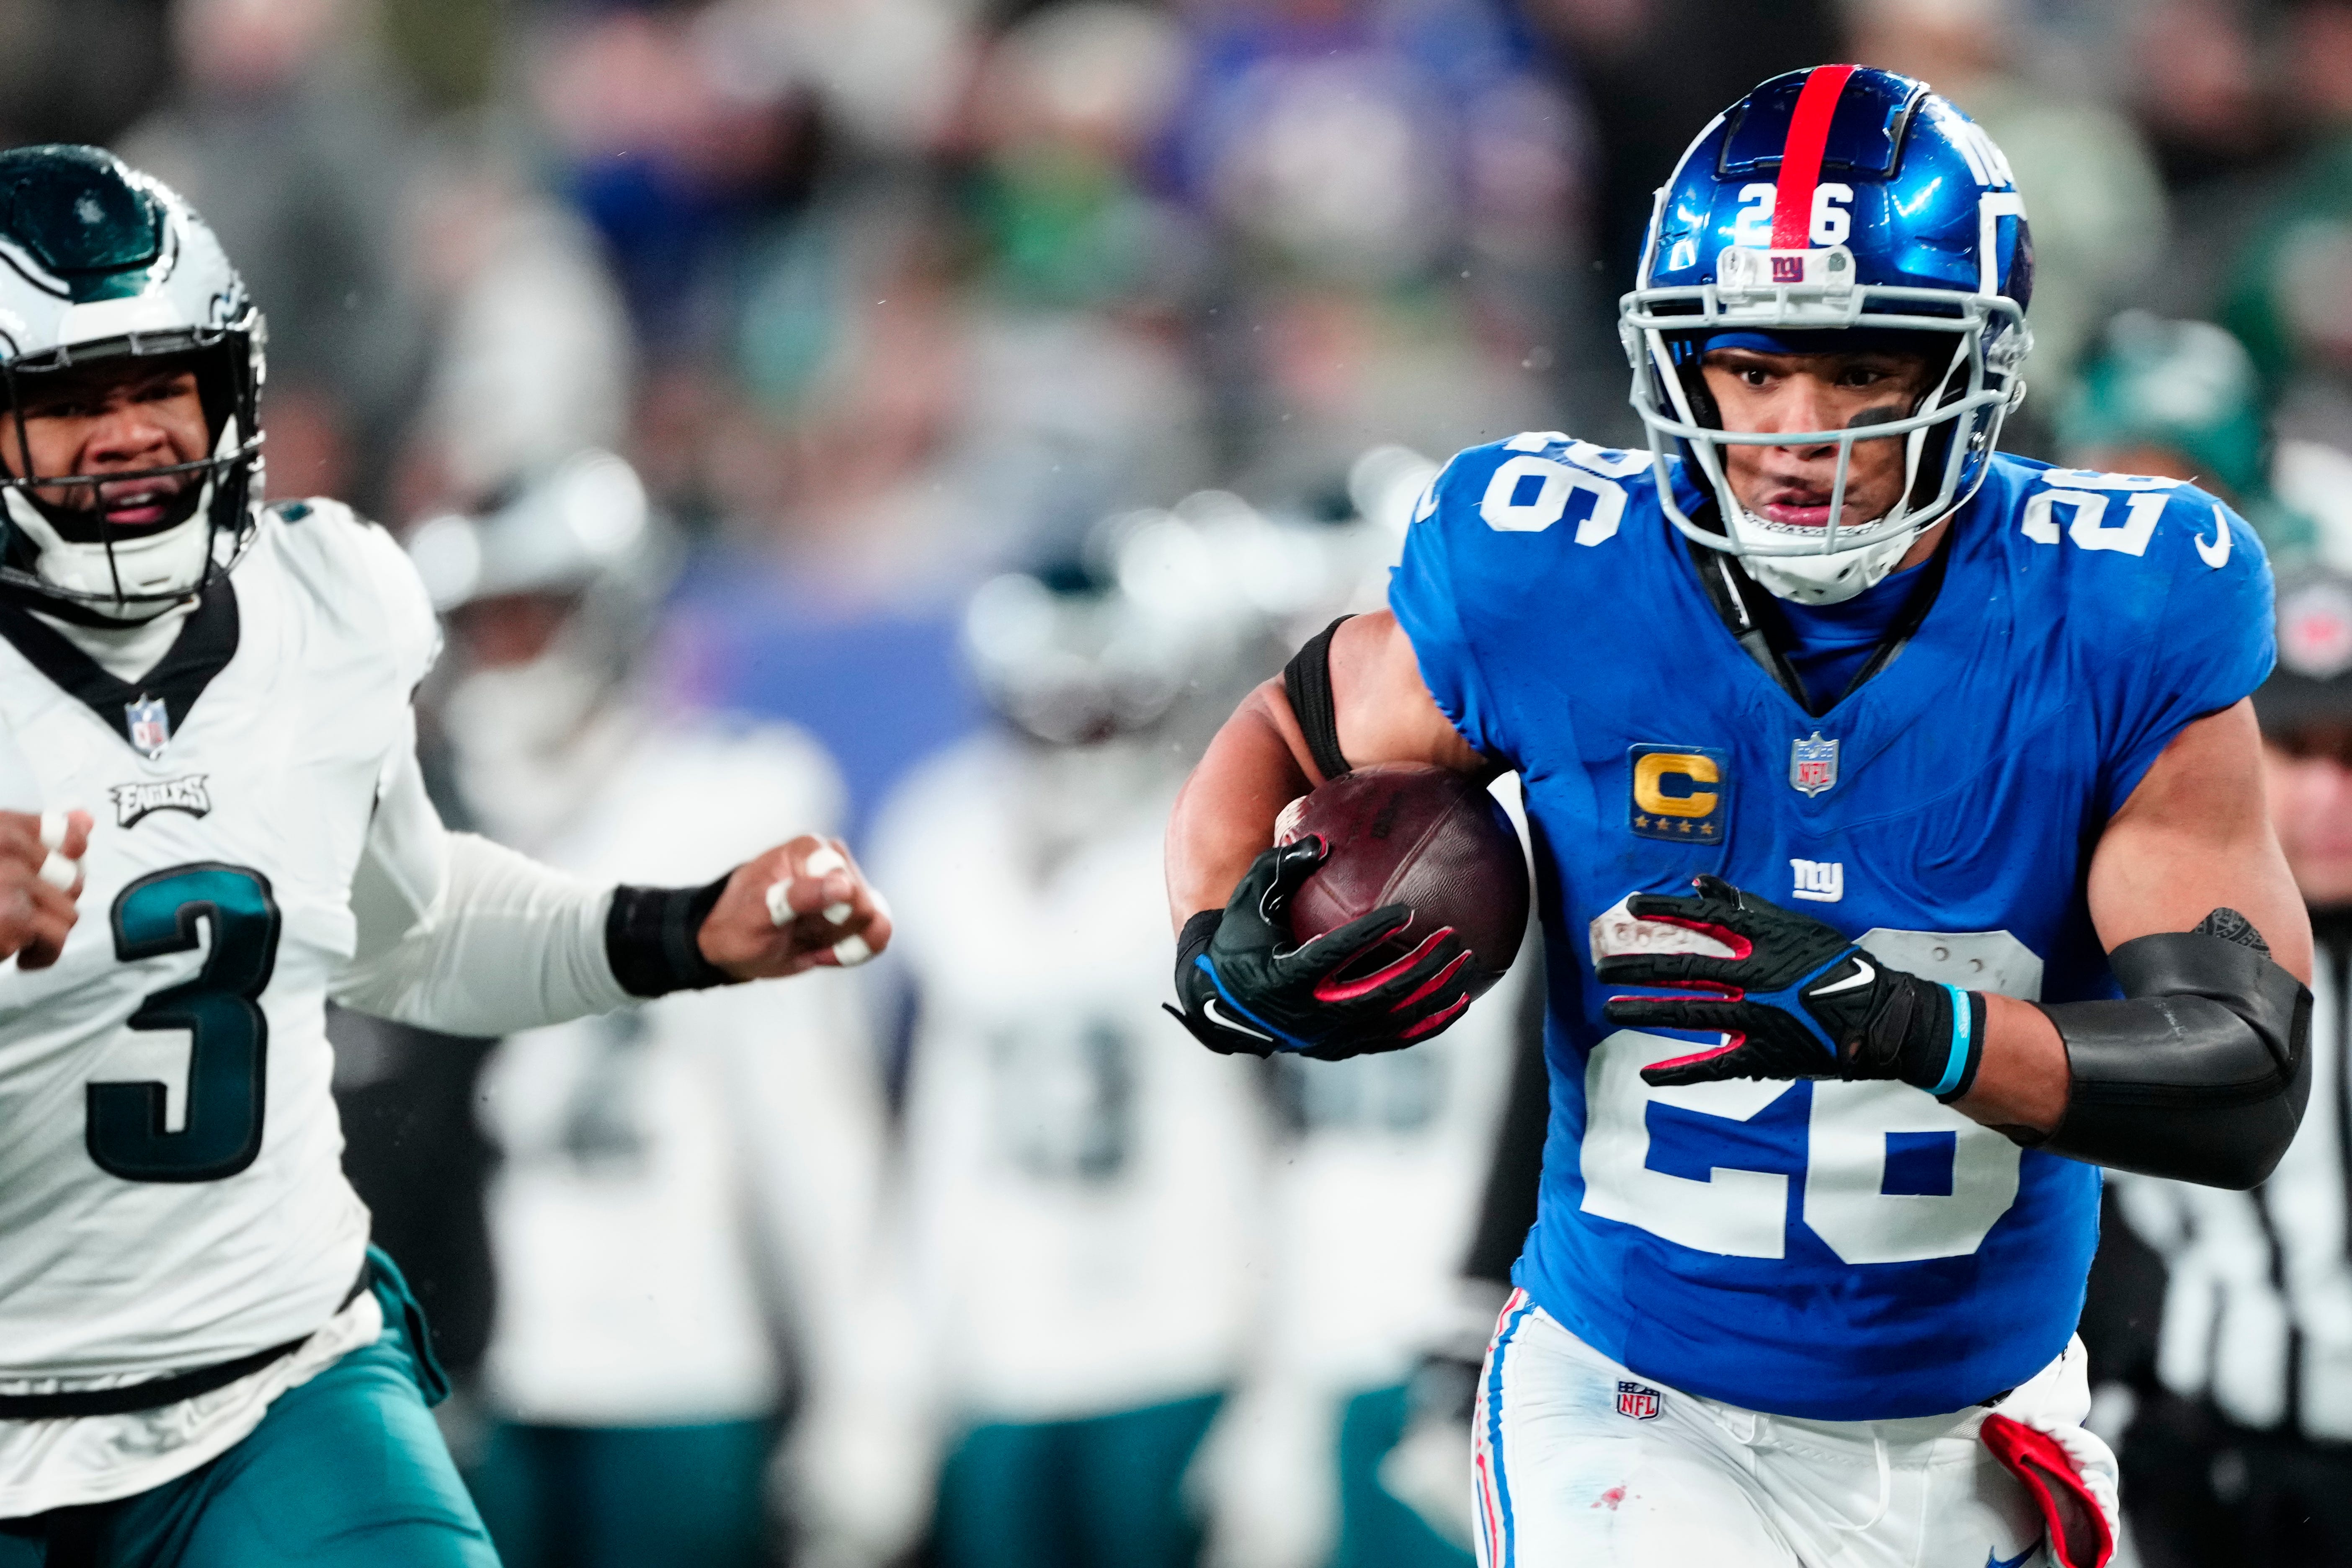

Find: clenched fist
<box><xmin>698</xmin><ymin>835</ymin><xmax>893</xmax><ymax>980</ymax></box>
<box><xmin>0</xmin><ymin>809</ymin><xmax>92</xmax><ymax>970</ymax></box>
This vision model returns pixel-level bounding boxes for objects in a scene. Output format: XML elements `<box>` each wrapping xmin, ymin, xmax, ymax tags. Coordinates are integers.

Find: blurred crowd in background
<box><xmin>16</xmin><ymin>0</ymin><xmax>2352</xmax><ymax>1565</ymax></box>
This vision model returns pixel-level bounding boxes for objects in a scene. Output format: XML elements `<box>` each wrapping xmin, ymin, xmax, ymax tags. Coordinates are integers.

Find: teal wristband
<box><xmin>1928</xmin><ymin>983</ymin><xmax>1985</xmax><ymax>1101</ymax></box>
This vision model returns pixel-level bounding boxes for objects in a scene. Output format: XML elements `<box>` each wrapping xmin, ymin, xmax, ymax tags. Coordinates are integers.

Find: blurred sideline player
<box><xmin>0</xmin><ymin>145</ymin><xmax>887</xmax><ymax>1568</ymax></box>
<box><xmin>1197</xmin><ymin>885</ymin><xmax>1520</xmax><ymax>1568</ymax></box>
<box><xmin>1186</xmin><ymin>461</ymin><xmax>1527</xmax><ymax>1568</ymax></box>
<box><xmin>2059</xmin><ymin>312</ymin><xmax>2352</xmax><ymax>562</ymax></box>
<box><xmin>1166</xmin><ymin>67</ymin><xmax>2309</xmax><ymax>1568</ymax></box>
<box><xmin>2085</xmin><ymin>535</ymin><xmax>2352</xmax><ymax>1566</ymax></box>
<box><xmin>406</xmin><ymin>454</ymin><xmax>910</xmax><ymax>1568</ymax></box>
<box><xmin>869</xmin><ymin>517</ymin><xmax>1281</xmax><ymax>1568</ymax></box>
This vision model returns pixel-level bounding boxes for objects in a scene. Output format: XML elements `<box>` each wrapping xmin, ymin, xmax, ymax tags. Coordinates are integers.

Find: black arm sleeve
<box><xmin>2038</xmin><ymin>912</ymin><xmax>2312</xmax><ymax>1190</ymax></box>
<box><xmin>1283</xmin><ymin>615</ymin><xmax>1355</xmax><ymax>783</ymax></box>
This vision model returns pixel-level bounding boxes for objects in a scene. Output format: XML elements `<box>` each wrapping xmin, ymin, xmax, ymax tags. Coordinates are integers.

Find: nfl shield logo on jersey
<box><xmin>1616</xmin><ymin>1380</ymin><xmax>1661</xmax><ymax>1421</ymax></box>
<box><xmin>125</xmin><ymin>696</ymin><xmax>171</xmax><ymax>760</ymax></box>
<box><xmin>1789</xmin><ymin>732</ymin><xmax>1838</xmax><ymax>797</ymax></box>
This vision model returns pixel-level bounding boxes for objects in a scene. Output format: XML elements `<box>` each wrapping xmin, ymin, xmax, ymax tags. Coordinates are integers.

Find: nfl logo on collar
<box><xmin>1790</xmin><ymin>732</ymin><xmax>1838</xmax><ymax>797</ymax></box>
<box><xmin>126</xmin><ymin>696</ymin><xmax>171</xmax><ymax>761</ymax></box>
<box><xmin>1616</xmin><ymin>1381</ymin><xmax>1661</xmax><ymax>1421</ymax></box>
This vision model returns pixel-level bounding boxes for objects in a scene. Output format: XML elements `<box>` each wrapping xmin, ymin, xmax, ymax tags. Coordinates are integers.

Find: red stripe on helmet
<box><xmin>1771</xmin><ymin>64</ymin><xmax>1857</xmax><ymax>248</ymax></box>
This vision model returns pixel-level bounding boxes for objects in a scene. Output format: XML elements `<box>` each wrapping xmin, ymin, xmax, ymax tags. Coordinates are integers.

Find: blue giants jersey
<box><xmin>1390</xmin><ymin>435</ymin><xmax>2275</xmax><ymax>1420</ymax></box>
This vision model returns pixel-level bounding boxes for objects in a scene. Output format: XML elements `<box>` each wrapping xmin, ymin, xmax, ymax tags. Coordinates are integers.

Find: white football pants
<box><xmin>1471</xmin><ymin>1290</ymin><xmax>2078</xmax><ymax>1568</ymax></box>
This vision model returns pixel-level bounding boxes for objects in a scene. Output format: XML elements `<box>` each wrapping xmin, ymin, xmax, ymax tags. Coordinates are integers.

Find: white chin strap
<box><xmin>1</xmin><ymin>419</ymin><xmax>235</xmax><ymax>618</ymax></box>
<box><xmin>1728</xmin><ymin>508</ymin><xmax>1926</xmax><ymax>606</ymax></box>
<box><xmin>5</xmin><ymin>491</ymin><xmax>214</xmax><ymax>616</ymax></box>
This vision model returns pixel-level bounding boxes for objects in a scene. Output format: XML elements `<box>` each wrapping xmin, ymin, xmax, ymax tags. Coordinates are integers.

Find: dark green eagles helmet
<box><xmin>0</xmin><ymin>145</ymin><xmax>265</xmax><ymax>616</ymax></box>
<box><xmin>2059</xmin><ymin>311</ymin><xmax>2323</xmax><ymax>557</ymax></box>
<box><xmin>2060</xmin><ymin>313</ymin><xmax>2265</xmax><ymax>499</ymax></box>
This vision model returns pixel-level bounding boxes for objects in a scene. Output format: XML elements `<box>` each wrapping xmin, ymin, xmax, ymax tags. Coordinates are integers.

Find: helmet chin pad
<box><xmin>1735</xmin><ymin>515</ymin><xmax>1923</xmax><ymax>605</ymax></box>
<box><xmin>3</xmin><ymin>467</ymin><xmax>219</xmax><ymax>616</ymax></box>
<box><xmin>0</xmin><ymin>415</ymin><xmax>241</xmax><ymax>616</ymax></box>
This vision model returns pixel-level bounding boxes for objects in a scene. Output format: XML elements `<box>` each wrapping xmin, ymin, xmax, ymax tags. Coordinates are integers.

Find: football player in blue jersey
<box><xmin>1164</xmin><ymin>65</ymin><xmax>2313</xmax><ymax>1568</ymax></box>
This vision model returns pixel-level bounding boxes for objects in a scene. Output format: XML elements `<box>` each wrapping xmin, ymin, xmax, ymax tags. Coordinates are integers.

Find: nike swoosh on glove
<box><xmin>1597</xmin><ymin>874</ymin><xmax>1985</xmax><ymax>1097</ymax></box>
<box><xmin>1165</xmin><ymin>836</ymin><xmax>1473</xmax><ymax>1060</ymax></box>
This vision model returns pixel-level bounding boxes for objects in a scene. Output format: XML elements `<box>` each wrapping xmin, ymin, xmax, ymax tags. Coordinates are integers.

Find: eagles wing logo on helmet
<box><xmin>1619</xmin><ymin>67</ymin><xmax>2035</xmax><ymax>605</ymax></box>
<box><xmin>0</xmin><ymin>144</ymin><xmax>266</xmax><ymax>618</ymax></box>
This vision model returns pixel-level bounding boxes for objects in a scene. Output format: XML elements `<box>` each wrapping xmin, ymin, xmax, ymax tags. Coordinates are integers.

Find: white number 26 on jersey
<box><xmin>1580</xmin><ymin>929</ymin><xmax>2040</xmax><ymax>1264</ymax></box>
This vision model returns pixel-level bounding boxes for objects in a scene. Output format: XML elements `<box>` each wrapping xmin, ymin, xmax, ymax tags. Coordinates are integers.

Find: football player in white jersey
<box><xmin>872</xmin><ymin>515</ymin><xmax>1292</xmax><ymax>1568</ymax></box>
<box><xmin>408</xmin><ymin>453</ymin><xmax>911</xmax><ymax>1568</ymax></box>
<box><xmin>0</xmin><ymin>144</ymin><xmax>890</xmax><ymax>1568</ymax></box>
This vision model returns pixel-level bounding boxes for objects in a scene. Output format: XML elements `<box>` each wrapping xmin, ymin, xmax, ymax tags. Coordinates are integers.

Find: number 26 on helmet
<box><xmin>1619</xmin><ymin>66</ymin><xmax>2035</xmax><ymax>605</ymax></box>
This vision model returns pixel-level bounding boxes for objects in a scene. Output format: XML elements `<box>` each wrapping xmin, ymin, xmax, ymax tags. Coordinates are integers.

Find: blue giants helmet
<box><xmin>1619</xmin><ymin>65</ymin><xmax>2034</xmax><ymax>603</ymax></box>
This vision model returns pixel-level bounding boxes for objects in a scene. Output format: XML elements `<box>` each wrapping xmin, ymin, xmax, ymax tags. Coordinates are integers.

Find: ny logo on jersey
<box><xmin>1790</xmin><ymin>732</ymin><xmax>1838</xmax><ymax>797</ymax></box>
<box><xmin>1616</xmin><ymin>1381</ymin><xmax>1661</xmax><ymax>1421</ymax></box>
<box><xmin>1790</xmin><ymin>859</ymin><xmax>1843</xmax><ymax>903</ymax></box>
<box><xmin>125</xmin><ymin>696</ymin><xmax>170</xmax><ymax>760</ymax></box>
<box><xmin>110</xmin><ymin>774</ymin><xmax>211</xmax><ymax>828</ymax></box>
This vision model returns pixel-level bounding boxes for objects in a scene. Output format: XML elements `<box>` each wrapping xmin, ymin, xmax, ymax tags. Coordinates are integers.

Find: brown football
<box><xmin>1274</xmin><ymin>762</ymin><xmax>1530</xmax><ymax>997</ymax></box>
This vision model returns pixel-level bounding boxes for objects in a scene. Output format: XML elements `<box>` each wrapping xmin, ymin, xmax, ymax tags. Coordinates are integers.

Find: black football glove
<box><xmin>1597</xmin><ymin>875</ymin><xmax>1986</xmax><ymax>1098</ymax></box>
<box><xmin>1165</xmin><ymin>836</ymin><xmax>1473</xmax><ymax>1061</ymax></box>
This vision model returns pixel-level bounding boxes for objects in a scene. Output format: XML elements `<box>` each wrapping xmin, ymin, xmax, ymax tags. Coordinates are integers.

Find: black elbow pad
<box><xmin>2039</xmin><ymin>921</ymin><xmax>2311</xmax><ymax>1189</ymax></box>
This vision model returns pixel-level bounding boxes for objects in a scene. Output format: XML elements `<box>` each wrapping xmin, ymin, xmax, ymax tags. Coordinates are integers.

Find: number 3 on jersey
<box><xmin>90</xmin><ymin>864</ymin><xmax>281</xmax><ymax>1182</ymax></box>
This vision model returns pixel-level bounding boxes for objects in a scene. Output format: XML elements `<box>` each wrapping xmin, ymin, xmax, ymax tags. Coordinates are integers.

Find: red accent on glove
<box><xmin>1980</xmin><ymin>1413</ymin><xmax>2113</xmax><ymax>1568</ymax></box>
<box><xmin>1640</xmin><ymin>912</ymin><xmax>1756</xmax><ymax>959</ymax></box>
<box><xmin>1312</xmin><ymin>926</ymin><xmax>1456</xmax><ymax>1004</ymax></box>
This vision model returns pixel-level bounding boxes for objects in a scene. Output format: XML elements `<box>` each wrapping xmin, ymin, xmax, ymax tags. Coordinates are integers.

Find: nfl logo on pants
<box><xmin>1616</xmin><ymin>1381</ymin><xmax>1661</xmax><ymax>1421</ymax></box>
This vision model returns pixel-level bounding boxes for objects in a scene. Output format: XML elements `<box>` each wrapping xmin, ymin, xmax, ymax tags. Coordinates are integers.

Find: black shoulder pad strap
<box><xmin>2037</xmin><ymin>920</ymin><xmax>2313</xmax><ymax>1190</ymax></box>
<box><xmin>1284</xmin><ymin>614</ymin><xmax>1354</xmax><ymax>783</ymax></box>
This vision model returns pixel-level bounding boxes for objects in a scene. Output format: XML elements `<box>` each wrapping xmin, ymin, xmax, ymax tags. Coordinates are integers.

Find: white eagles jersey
<box><xmin>0</xmin><ymin>500</ymin><xmax>433</xmax><ymax>1389</ymax></box>
<box><xmin>472</xmin><ymin>715</ymin><xmax>887</xmax><ymax>1428</ymax></box>
<box><xmin>874</xmin><ymin>735</ymin><xmax>1268</xmax><ymax>1422</ymax></box>
<box><xmin>1251</xmin><ymin>928</ymin><xmax>1520</xmax><ymax>1393</ymax></box>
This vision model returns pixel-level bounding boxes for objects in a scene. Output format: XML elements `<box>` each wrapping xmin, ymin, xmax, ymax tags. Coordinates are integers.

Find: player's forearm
<box><xmin>1950</xmin><ymin>994</ymin><xmax>2066</xmax><ymax>1135</ymax></box>
<box><xmin>333</xmin><ymin>832</ymin><xmax>632</xmax><ymax>1033</ymax></box>
<box><xmin>1166</xmin><ymin>680</ymin><xmax>1315</xmax><ymax>930</ymax></box>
